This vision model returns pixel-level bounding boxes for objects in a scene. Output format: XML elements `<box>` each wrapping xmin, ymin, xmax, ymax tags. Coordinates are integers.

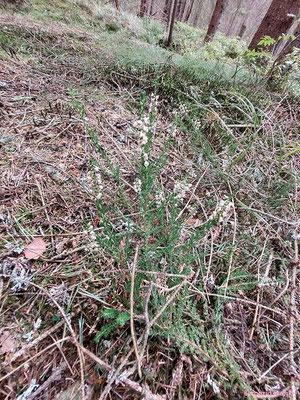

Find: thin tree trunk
<box><xmin>163</xmin><ymin>0</ymin><xmax>172</xmax><ymax>23</ymax></box>
<box><xmin>139</xmin><ymin>0</ymin><xmax>147</xmax><ymax>17</ymax></box>
<box><xmin>184</xmin><ymin>0</ymin><xmax>194</xmax><ymax>23</ymax></box>
<box><xmin>204</xmin><ymin>0</ymin><xmax>229</xmax><ymax>41</ymax></box>
<box><xmin>164</xmin><ymin>0</ymin><xmax>179</xmax><ymax>47</ymax></box>
<box><xmin>176</xmin><ymin>0</ymin><xmax>184</xmax><ymax>20</ymax></box>
<box><xmin>149</xmin><ymin>0</ymin><xmax>155</xmax><ymax>16</ymax></box>
<box><xmin>178</xmin><ymin>0</ymin><xmax>186</xmax><ymax>21</ymax></box>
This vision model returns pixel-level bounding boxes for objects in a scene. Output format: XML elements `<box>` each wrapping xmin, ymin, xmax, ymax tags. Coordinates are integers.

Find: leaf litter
<box><xmin>24</xmin><ymin>237</ymin><xmax>47</xmax><ymax>260</ymax></box>
<box><xmin>0</xmin><ymin>9</ymin><xmax>299</xmax><ymax>400</ymax></box>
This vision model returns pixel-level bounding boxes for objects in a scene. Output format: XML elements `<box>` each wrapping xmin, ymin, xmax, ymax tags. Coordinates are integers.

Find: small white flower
<box><xmin>140</xmin><ymin>133</ymin><xmax>148</xmax><ymax>146</ymax></box>
<box><xmin>134</xmin><ymin>178</ymin><xmax>142</xmax><ymax>194</ymax></box>
<box><xmin>174</xmin><ymin>181</ymin><xmax>192</xmax><ymax>200</ymax></box>
<box><xmin>155</xmin><ymin>190</ymin><xmax>165</xmax><ymax>206</ymax></box>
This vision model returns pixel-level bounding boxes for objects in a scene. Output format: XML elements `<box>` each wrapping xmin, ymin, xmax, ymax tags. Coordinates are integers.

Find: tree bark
<box><xmin>163</xmin><ymin>0</ymin><xmax>172</xmax><ymax>22</ymax></box>
<box><xmin>115</xmin><ymin>0</ymin><xmax>120</xmax><ymax>11</ymax></box>
<box><xmin>178</xmin><ymin>0</ymin><xmax>186</xmax><ymax>21</ymax></box>
<box><xmin>183</xmin><ymin>0</ymin><xmax>194</xmax><ymax>22</ymax></box>
<box><xmin>164</xmin><ymin>0</ymin><xmax>179</xmax><ymax>46</ymax></box>
<box><xmin>149</xmin><ymin>0</ymin><xmax>155</xmax><ymax>16</ymax></box>
<box><xmin>205</xmin><ymin>0</ymin><xmax>229</xmax><ymax>41</ymax></box>
<box><xmin>273</xmin><ymin>16</ymin><xmax>300</xmax><ymax>58</ymax></box>
<box><xmin>139</xmin><ymin>0</ymin><xmax>147</xmax><ymax>17</ymax></box>
<box><xmin>250</xmin><ymin>0</ymin><xmax>300</xmax><ymax>48</ymax></box>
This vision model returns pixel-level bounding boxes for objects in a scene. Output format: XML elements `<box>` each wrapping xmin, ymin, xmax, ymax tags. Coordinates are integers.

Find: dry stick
<box><xmin>27</xmin><ymin>362</ymin><xmax>68</xmax><ymax>400</ymax></box>
<box><xmin>103</xmin><ymin>119</ymin><xmax>136</xmax><ymax>172</ymax></box>
<box><xmin>100</xmin><ymin>276</ymin><xmax>190</xmax><ymax>398</ymax></box>
<box><xmin>5</xmin><ymin>319</ymin><xmax>66</xmax><ymax>365</ymax></box>
<box><xmin>130</xmin><ymin>246</ymin><xmax>142</xmax><ymax>378</ymax></box>
<box><xmin>36</xmin><ymin>180</ymin><xmax>54</xmax><ymax>248</ymax></box>
<box><xmin>224</xmin><ymin>197</ymin><xmax>237</xmax><ymax>297</ymax></box>
<box><xmin>50</xmin><ymin>333</ymin><xmax>74</xmax><ymax>376</ymax></box>
<box><xmin>78</xmin><ymin>344</ymin><xmax>165</xmax><ymax>400</ymax></box>
<box><xmin>188</xmin><ymin>283</ymin><xmax>285</xmax><ymax>316</ymax></box>
<box><xmin>99</xmin><ymin>341</ymin><xmax>138</xmax><ymax>400</ymax></box>
<box><xmin>260</xmin><ymin>268</ymin><xmax>289</xmax><ymax>319</ymax></box>
<box><xmin>26</xmin><ymin>160</ymin><xmax>93</xmax><ymax>196</ymax></box>
<box><xmin>0</xmin><ymin>278</ymin><xmax>3</xmax><ymax>302</ymax></box>
<box><xmin>140</xmin><ymin>283</ymin><xmax>153</xmax><ymax>359</ymax></box>
<box><xmin>167</xmin><ymin>333</ymin><xmax>230</xmax><ymax>380</ymax></box>
<box><xmin>19</xmin><ymin>210</ymin><xmax>156</xmax><ymax>239</ymax></box>
<box><xmin>258</xmin><ymin>349</ymin><xmax>300</xmax><ymax>383</ymax></box>
<box><xmin>0</xmin><ymin>337</ymin><xmax>70</xmax><ymax>383</ymax></box>
<box><xmin>176</xmin><ymin>171</ymin><xmax>207</xmax><ymax>221</ymax></box>
<box><xmin>249</xmin><ymin>389</ymin><xmax>295</xmax><ymax>399</ymax></box>
<box><xmin>27</xmin><ymin>282</ymin><xmax>86</xmax><ymax>400</ymax></box>
<box><xmin>290</xmin><ymin>237</ymin><xmax>299</xmax><ymax>400</ymax></box>
<box><xmin>249</xmin><ymin>241</ymin><xmax>269</xmax><ymax>340</ymax></box>
<box><xmin>149</xmin><ymin>276</ymin><xmax>190</xmax><ymax>328</ymax></box>
<box><xmin>137</xmin><ymin>270</ymin><xmax>191</xmax><ymax>278</ymax></box>
<box><xmin>204</xmin><ymin>231</ymin><xmax>215</xmax><ymax>305</ymax></box>
<box><xmin>236</xmin><ymin>199</ymin><xmax>297</xmax><ymax>226</ymax></box>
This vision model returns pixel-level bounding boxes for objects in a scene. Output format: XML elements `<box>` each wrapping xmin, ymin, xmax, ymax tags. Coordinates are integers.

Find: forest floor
<box><xmin>0</xmin><ymin>1</ymin><xmax>299</xmax><ymax>399</ymax></box>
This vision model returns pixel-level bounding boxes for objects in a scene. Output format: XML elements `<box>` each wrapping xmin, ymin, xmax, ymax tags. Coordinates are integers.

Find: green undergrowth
<box><xmin>0</xmin><ymin>0</ymin><xmax>298</xmax><ymax>397</ymax></box>
<box><xmin>0</xmin><ymin>0</ymin><xmax>256</xmax><ymax>90</ymax></box>
<box><xmin>68</xmin><ymin>82</ymin><xmax>297</xmax><ymax>396</ymax></box>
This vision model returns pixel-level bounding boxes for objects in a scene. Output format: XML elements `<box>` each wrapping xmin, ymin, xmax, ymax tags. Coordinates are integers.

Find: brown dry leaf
<box><xmin>0</xmin><ymin>331</ymin><xmax>15</xmax><ymax>355</ymax></box>
<box><xmin>24</xmin><ymin>237</ymin><xmax>47</xmax><ymax>260</ymax></box>
<box><xmin>186</xmin><ymin>217</ymin><xmax>201</xmax><ymax>227</ymax></box>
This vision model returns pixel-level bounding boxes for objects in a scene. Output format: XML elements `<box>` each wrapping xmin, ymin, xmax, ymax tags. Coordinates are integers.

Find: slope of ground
<box><xmin>0</xmin><ymin>1</ymin><xmax>299</xmax><ymax>399</ymax></box>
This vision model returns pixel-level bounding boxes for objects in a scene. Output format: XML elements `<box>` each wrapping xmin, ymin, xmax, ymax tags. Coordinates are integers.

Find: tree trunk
<box><xmin>204</xmin><ymin>0</ymin><xmax>229</xmax><ymax>41</ymax></box>
<box><xmin>139</xmin><ymin>0</ymin><xmax>147</xmax><ymax>17</ymax></box>
<box><xmin>183</xmin><ymin>0</ymin><xmax>194</xmax><ymax>23</ymax></box>
<box><xmin>115</xmin><ymin>0</ymin><xmax>120</xmax><ymax>11</ymax></box>
<box><xmin>250</xmin><ymin>0</ymin><xmax>300</xmax><ymax>48</ymax></box>
<box><xmin>273</xmin><ymin>16</ymin><xmax>300</xmax><ymax>58</ymax></box>
<box><xmin>176</xmin><ymin>0</ymin><xmax>185</xmax><ymax>20</ymax></box>
<box><xmin>164</xmin><ymin>0</ymin><xmax>179</xmax><ymax>46</ymax></box>
<box><xmin>162</xmin><ymin>0</ymin><xmax>170</xmax><ymax>22</ymax></box>
<box><xmin>149</xmin><ymin>0</ymin><xmax>155</xmax><ymax>16</ymax></box>
<box><xmin>178</xmin><ymin>0</ymin><xmax>186</xmax><ymax>21</ymax></box>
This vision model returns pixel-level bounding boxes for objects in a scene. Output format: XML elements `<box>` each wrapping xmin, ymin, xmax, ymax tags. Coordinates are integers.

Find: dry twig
<box><xmin>130</xmin><ymin>245</ymin><xmax>142</xmax><ymax>378</ymax></box>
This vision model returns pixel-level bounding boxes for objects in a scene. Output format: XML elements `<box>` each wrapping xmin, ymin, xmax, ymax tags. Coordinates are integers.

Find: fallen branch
<box><xmin>77</xmin><ymin>343</ymin><xmax>165</xmax><ymax>400</ymax></box>
<box><xmin>27</xmin><ymin>362</ymin><xmax>68</xmax><ymax>400</ymax></box>
<box><xmin>130</xmin><ymin>245</ymin><xmax>142</xmax><ymax>378</ymax></box>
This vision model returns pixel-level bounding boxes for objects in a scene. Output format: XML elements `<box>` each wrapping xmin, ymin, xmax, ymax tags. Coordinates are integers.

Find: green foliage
<box><xmin>257</xmin><ymin>35</ymin><xmax>276</xmax><ymax>47</ymax></box>
<box><xmin>202</xmin><ymin>33</ymin><xmax>248</xmax><ymax>61</ymax></box>
<box><xmin>244</xmin><ymin>34</ymin><xmax>300</xmax><ymax>99</ymax></box>
<box><xmin>6</xmin><ymin>1</ymin><xmax>296</xmax><ymax>395</ymax></box>
<box><xmin>172</xmin><ymin>22</ymin><xmax>205</xmax><ymax>54</ymax></box>
<box><xmin>276</xmin><ymin>48</ymin><xmax>300</xmax><ymax>98</ymax></box>
<box><xmin>94</xmin><ymin>308</ymin><xmax>130</xmax><ymax>342</ymax></box>
<box><xmin>105</xmin><ymin>22</ymin><xmax>119</xmax><ymax>32</ymax></box>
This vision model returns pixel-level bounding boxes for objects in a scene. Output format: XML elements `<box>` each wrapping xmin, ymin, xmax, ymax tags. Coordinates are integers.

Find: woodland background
<box><xmin>116</xmin><ymin>0</ymin><xmax>300</xmax><ymax>55</ymax></box>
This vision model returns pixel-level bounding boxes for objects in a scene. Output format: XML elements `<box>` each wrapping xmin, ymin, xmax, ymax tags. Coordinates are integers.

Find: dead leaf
<box><xmin>24</xmin><ymin>237</ymin><xmax>46</xmax><ymax>260</ymax></box>
<box><xmin>0</xmin><ymin>331</ymin><xmax>15</xmax><ymax>355</ymax></box>
<box><xmin>186</xmin><ymin>217</ymin><xmax>201</xmax><ymax>227</ymax></box>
